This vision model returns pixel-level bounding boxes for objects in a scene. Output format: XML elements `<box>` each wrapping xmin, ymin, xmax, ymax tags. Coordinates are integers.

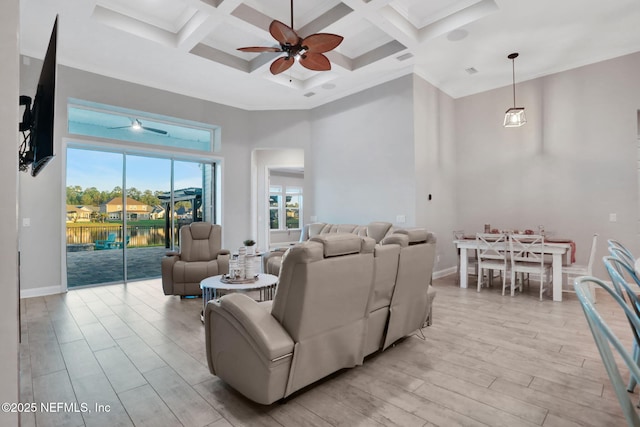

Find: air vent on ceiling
<box><xmin>396</xmin><ymin>53</ymin><xmax>414</xmax><ymax>62</ymax></box>
<box><xmin>303</xmin><ymin>92</ymin><xmax>316</xmax><ymax>97</ymax></box>
<box><xmin>465</xmin><ymin>67</ymin><xmax>478</xmax><ymax>75</ymax></box>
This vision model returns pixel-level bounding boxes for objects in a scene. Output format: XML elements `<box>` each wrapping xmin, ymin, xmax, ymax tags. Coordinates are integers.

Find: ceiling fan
<box><xmin>237</xmin><ymin>0</ymin><xmax>344</xmax><ymax>75</ymax></box>
<box><xmin>110</xmin><ymin>119</ymin><xmax>168</xmax><ymax>135</ymax></box>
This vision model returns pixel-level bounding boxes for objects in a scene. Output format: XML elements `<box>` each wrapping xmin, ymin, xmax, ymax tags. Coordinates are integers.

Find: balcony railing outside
<box><xmin>66</xmin><ymin>224</ymin><xmax>179</xmax><ymax>251</ymax></box>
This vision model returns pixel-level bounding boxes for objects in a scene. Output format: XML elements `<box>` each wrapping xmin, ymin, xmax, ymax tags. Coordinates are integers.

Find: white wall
<box><xmin>310</xmin><ymin>75</ymin><xmax>417</xmax><ymax>225</ymax></box>
<box><xmin>0</xmin><ymin>0</ymin><xmax>20</xmax><ymax>423</ymax></box>
<box><xmin>455</xmin><ymin>52</ymin><xmax>640</xmax><ymax>278</ymax></box>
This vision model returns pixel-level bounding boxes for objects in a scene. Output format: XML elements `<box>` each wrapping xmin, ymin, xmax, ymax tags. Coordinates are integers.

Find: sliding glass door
<box><xmin>66</xmin><ymin>147</ymin><xmax>216</xmax><ymax>288</ymax></box>
<box><xmin>124</xmin><ymin>155</ymin><xmax>171</xmax><ymax>281</ymax></box>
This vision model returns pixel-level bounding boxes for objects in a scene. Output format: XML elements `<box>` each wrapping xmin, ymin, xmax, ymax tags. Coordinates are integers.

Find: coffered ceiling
<box><xmin>19</xmin><ymin>0</ymin><xmax>640</xmax><ymax>110</ymax></box>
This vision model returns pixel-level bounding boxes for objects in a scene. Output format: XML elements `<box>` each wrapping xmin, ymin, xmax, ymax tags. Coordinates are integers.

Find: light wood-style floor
<box><xmin>19</xmin><ymin>275</ymin><xmax>634</xmax><ymax>427</ymax></box>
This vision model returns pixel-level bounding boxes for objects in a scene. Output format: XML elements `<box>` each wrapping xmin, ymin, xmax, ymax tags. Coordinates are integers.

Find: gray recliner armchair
<box><xmin>205</xmin><ymin>233</ymin><xmax>376</xmax><ymax>404</ymax></box>
<box><xmin>161</xmin><ymin>222</ymin><xmax>230</xmax><ymax>296</ymax></box>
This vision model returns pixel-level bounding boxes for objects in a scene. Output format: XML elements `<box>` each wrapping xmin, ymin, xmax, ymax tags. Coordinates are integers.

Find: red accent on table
<box><xmin>545</xmin><ymin>238</ymin><xmax>576</xmax><ymax>264</ymax></box>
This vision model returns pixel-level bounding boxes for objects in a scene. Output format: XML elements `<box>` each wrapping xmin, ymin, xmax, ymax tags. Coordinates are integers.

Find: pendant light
<box><xmin>503</xmin><ymin>52</ymin><xmax>526</xmax><ymax>127</ymax></box>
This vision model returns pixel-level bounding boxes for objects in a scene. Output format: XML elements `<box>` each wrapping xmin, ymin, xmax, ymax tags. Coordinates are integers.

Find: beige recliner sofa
<box><xmin>205</xmin><ymin>230</ymin><xmax>437</xmax><ymax>404</ymax></box>
<box><xmin>161</xmin><ymin>222</ymin><xmax>230</xmax><ymax>296</ymax></box>
<box><xmin>263</xmin><ymin>221</ymin><xmax>394</xmax><ymax>275</ymax></box>
<box><xmin>205</xmin><ymin>234</ymin><xmax>376</xmax><ymax>404</ymax></box>
<box><xmin>363</xmin><ymin>228</ymin><xmax>437</xmax><ymax>355</ymax></box>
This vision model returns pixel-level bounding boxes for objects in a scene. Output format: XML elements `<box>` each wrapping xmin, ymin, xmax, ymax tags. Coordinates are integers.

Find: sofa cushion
<box><xmin>393</xmin><ymin>228</ymin><xmax>429</xmax><ymax>244</ymax></box>
<box><xmin>381</xmin><ymin>233</ymin><xmax>409</xmax><ymax>247</ymax></box>
<box><xmin>310</xmin><ymin>233</ymin><xmax>374</xmax><ymax>257</ymax></box>
<box><xmin>307</xmin><ymin>223</ymin><xmax>328</xmax><ymax>239</ymax></box>
<box><xmin>173</xmin><ymin>260</ymin><xmax>220</xmax><ymax>283</ymax></box>
<box><xmin>366</xmin><ymin>222</ymin><xmax>393</xmax><ymax>243</ymax></box>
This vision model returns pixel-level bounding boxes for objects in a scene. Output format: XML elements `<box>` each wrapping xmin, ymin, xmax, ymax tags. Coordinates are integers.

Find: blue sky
<box><xmin>67</xmin><ymin>148</ymin><xmax>204</xmax><ymax>192</ymax></box>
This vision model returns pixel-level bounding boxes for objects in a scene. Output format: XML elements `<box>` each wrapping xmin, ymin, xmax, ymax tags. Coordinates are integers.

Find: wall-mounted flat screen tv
<box><xmin>19</xmin><ymin>16</ymin><xmax>57</xmax><ymax>177</ymax></box>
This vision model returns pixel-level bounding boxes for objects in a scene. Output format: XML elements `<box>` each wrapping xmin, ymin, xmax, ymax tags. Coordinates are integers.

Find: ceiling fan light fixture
<box><xmin>132</xmin><ymin>119</ymin><xmax>142</xmax><ymax>130</ymax></box>
<box><xmin>503</xmin><ymin>52</ymin><xmax>526</xmax><ymax>128</ymax></box>
<box><xmin>237</xmin><ymin>0</ymin><xmax>343</xmax><ymax>75</ymax></box>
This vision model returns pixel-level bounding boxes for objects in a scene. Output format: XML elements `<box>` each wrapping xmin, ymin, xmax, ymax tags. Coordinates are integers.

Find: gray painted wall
<box><xmin>413</xmin><ymin>75</ymin><xmax>457</xmax><ymax>272</ymax></box>
<box><xmin>0</xmin><ymin>0</ymin><xmax>20</xmax><ymax>423</ymax></box>
<box><xmin>455</xmin><ymin>52</ymin><xmax>640</xmax><ymax>279</ymax></box>
<box><xmin>310</xmin><ymin>75</ymin><xmax>417</xmax><ymax>226</ymax></box>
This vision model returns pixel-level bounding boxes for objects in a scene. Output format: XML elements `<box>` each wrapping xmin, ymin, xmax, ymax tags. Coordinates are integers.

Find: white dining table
<box><xmin>454</xmin><ymin>239</ymin><xmax>573</xmax><ymax>302</ymax></box>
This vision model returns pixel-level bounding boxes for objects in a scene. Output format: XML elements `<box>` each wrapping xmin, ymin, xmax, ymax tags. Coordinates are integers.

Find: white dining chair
<box><xmin>509</xmin><ymin>233</ymin><xmax>552</xmax><ymax>300</ymax></box>
<box><xmin>476</xmin><ymin>233</ymin><xmax>508</xmax><ymax>293</ymax></box>
<box><xmin>562</xmin><ymin>233</ymin><xmax>598</xmax><ymax>302</ymax></box>
<box><xmin>453</xmin><ymin>230</ymin><xmax>479</xmax><ymax>285</ymax></box>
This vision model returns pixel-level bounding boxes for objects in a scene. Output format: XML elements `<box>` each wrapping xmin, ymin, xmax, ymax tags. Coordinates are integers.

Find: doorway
<box><xmin>251</xmin><ymin>148</ymin><xmax>304</xmax><ymax>251</ymax></box>
<box><xmin>65</xmin><ymin>147</ymin><xmax>216</xmax><ymax>288</ymax></box>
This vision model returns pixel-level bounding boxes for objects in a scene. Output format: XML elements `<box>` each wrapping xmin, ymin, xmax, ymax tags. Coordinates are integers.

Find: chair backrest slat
<box><xmin>476</xmin><ymin>233</ymin><xmax>508</xmax><ymax>263</ymax></box>
<box><xmin>509</xmin><ymin>233</ymin><xmax>545</xmax><ymax>266</ymax></box>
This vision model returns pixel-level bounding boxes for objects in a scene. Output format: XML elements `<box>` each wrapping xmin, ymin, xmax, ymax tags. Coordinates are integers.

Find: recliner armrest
<box><xmin>207</xmin><ymin>293</ymin><xmax>294</xmax><ymax>361</ymax></box>
<box><xmin>218</xmin><ymin>249</ymin><xmax>231</xmax><ymax>255</ymax></box>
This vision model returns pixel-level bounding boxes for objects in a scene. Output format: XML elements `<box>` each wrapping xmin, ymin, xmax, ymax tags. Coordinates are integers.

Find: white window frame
<box><xmin>269</xmin><ymin>185</ymin><xmax>303</xmax><ymax>230</ymax></box>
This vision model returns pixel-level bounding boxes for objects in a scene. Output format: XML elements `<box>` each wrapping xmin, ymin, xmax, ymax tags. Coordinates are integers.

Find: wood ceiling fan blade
<box><xmin>302</xmin><ymin>33</ymin><xmax>344</xmax><ymax>53</ymax></box>
<box><xmin>237</xmin><ymin>46</ymin><xmax>282</xmax><ymax>53</ymax></box>
<box><xmin>299</xmin><ymin>53</ymin><xmax>331</xmax><ymax>71</ymax></box>
<box><xmin>270</xmin><ymin>56</ymin><xmax>295</xmax><ymax>75</ymax></box>
<box><xmin>269</xmin><ymin>20</ymin><xmax>300</xmax><ymax>46</ymax></box>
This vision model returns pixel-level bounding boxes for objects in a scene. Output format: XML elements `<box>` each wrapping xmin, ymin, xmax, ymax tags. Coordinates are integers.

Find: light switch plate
<box><xmin>609</xmin><ymin>213</ymin><xmax>617</xmax><ymax>222</ymax></box>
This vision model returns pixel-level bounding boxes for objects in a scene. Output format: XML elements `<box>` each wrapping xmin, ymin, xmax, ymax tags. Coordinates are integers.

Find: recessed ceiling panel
<box><xmin>241</xmin><ymin>0</ymin><xmax>343</xmax><ymax>28</ymax></box>
<box><xmin>97</xmin><ymin>0</ymin><xmax>198</xmax><ymax>33</ymax></box>
<box><xmin>331</xmin><ymin>18</ymin><xmax>394</xmax><ymax>59</ymax></box>
<box><xmin>389</xmin><ymin>0</ymin><xmax>483</xmax><ymax>29</ymax></box>
<box><xmin>201</xmin><ymin>22</ymin><xmax>277</xmax><ymax>60</ymax></box>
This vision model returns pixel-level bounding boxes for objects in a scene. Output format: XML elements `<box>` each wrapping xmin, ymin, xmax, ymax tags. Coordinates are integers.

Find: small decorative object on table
<box><xmin>243</xmin><ymin>239</ymin><xmax>256</xmax><ymax>256</ymax></box>
<box><xmin>221</xmin><ymin>274</ymin><xmax>259</xmax><ymax>284</ymax></box>
<box><xmin>225</xmin><ymin>244</ymin><xmax>259</xmax><ymax>283</ymax></box>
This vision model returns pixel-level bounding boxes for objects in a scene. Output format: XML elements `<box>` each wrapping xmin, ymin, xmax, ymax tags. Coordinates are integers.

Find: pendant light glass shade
<box><xmin>504</xmin><ymin>107</ymin><xmax>526</xmax><ymax>127</ymax></box>
<box><xmin>503</xmin><ymin>53</ymin><xmax>526</xmax><ymax>128</ymax></box>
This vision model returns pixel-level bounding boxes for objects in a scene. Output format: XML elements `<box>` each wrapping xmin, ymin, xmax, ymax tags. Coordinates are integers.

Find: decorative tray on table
<box><xmin>220</xmin><ymin>274</ymin><xmax>259</xmax><ymax>284</ymax></box>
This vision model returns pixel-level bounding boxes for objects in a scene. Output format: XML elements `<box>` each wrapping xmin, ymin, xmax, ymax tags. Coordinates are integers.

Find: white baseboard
<box><xmin>433</xmin><ymin>266</ymin><xmax>456</xmax><ymax>280</ymax></box>
<box><xmin>20</xmin><ymin>285</ymin><xmax>65</xmax><ymax>299</ymax></box>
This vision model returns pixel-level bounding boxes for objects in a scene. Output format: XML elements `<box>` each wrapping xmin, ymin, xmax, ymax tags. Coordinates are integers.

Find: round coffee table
<box><xmin>200</xmin><ymin>273</ymin><xmax>278</xmax><ymax>321</ymax></box>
